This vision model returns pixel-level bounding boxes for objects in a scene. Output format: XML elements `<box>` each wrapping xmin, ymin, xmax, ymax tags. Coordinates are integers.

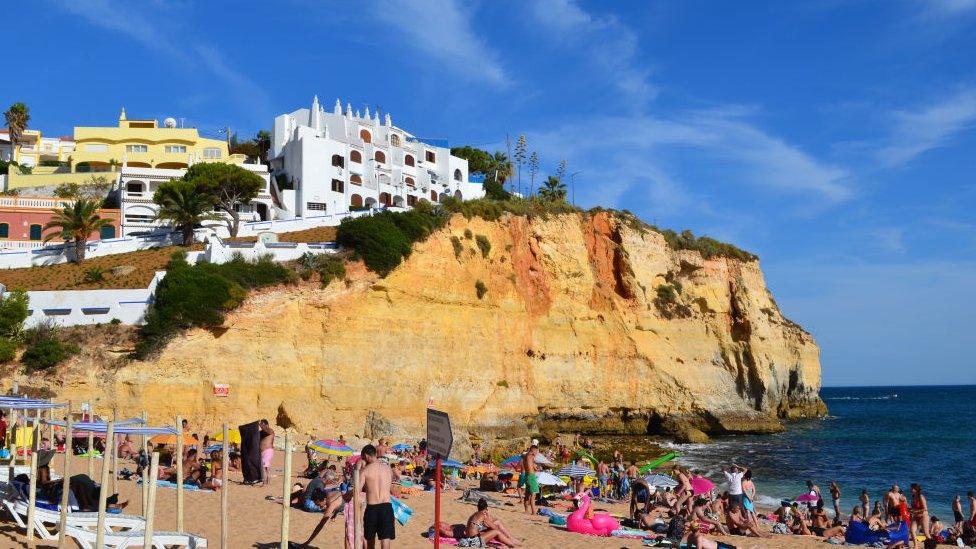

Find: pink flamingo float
<box><xmin>566</xmin><ymin>492</ymin><xmax>620</xmax><ymax>536</ymax></box>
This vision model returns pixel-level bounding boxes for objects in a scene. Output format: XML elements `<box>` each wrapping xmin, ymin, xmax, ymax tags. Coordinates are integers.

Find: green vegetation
<box><xmin>4</xmin><ymin>102</ymin><xmax>30</xmax><ymax>151</ymax></box>
<box><xmin>153</xmin><ymin>179</ymin><xmax>221</xmax><ymax>245</ymax></box>
<box><xmin>475</xmin><ymin>279</ymin><xmax>488</xmax><ymax>299</ymax></box>
<box><xmin>135</xmin><ymin>252</ymin><xmax>295</xmax><ymax>358</ymax></box>
<box><xmin>83</xmin><ymin>267</ymin><xmax>105</xmax><ymax>283</ymax></box>
<box><xmin>463</xmin><ymin>228</ymin><xmax>473</xmax><ymax>239</ymax></box>
<box><xmin>175</xmin><ymin>163</ymin><xmax>266</xmax><ymax>237</ymax></box>
<box><xmin>0</xmin><ymin>289</ymin><xmax>29</xmax><ymax>338</ymax></box>
<box><xmin>450</xmin><ymin>236</ymin><xmax>463</xmax><ymax>258</ymax></box>
<box><xmin>43</xmin><ymin>198</ymin><xmax>115</xmax><ymax>263</ymax></box>
<box><xmin>496</xmin><ymin>380</ymin><xmax>509</xmax><ymax>388</ymax></box>
<box><xmin>440</xmin><ymin>195</ymin><xmax>579</xmax><ymax>221</ymax></box>
<box><xmin>0</xmin><ymin>338</ymin><xmax>16</xmax><ymax>363</ymax></box>
<box><xmin>475</xmin><ymin>234</ymin><xmax>491</xmax><ymax>258</ymax></box>
<box><xmin>336</xmin><ymin>209</ymin><xmax>446</xmax><ymax>277</ymax></box>
<box><xmin>654</xmin><ymin>283</ymin><xmax>692</xmax><ymax>320</ymax></box>
<box><xmin>297</xmin><ymin>252</ymin><xmax>346</xmax><ymax>287</ymax></box>
<box><xmin>21</xmin><ymin>336</ymin><xmax>79</xmax><ymax>372</ymax></box>
<box><xmin>538</xmin><ymin>175</ymin><xmax>567</xmax><ymax>201</ymax></box>
<box><xmin>229</xmin><ymin>129</ymin><xmax>272</xmax><ymax>164</ymax></box>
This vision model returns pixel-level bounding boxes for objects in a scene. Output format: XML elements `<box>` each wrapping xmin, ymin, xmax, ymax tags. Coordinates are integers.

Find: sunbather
<box><xmin>457</xmin><ymin>498</ymin><xmax>521</xmax><ymax>547</ymax></box>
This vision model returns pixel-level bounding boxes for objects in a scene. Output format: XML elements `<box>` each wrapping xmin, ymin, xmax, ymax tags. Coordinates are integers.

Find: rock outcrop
<box><xmin>13</xmin><ymin>212</ymin><xmax>825</xmax><ymax>453</ymax></box>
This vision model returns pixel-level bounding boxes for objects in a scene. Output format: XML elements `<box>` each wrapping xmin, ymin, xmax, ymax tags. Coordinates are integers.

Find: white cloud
<box><xmin>875</xmin><ymin>87</ymin><xmax>976</xmax><ymax>166</ymax></box>
<box><xmin>373</xmin><ymin>0</ymin><xmax>509</xmax><ymax>87</ymax></box>
<box><xmin>529</xmin><ymin>0</ymin><xmax>655</xmax><ymax>105</ymax></box>
<box><xmin>870</xmin><ymin>227</ymin><xmax>907</xmax><ymax>254</ymax></box>
<box><xmin>53</xmin><ymin>0</ymin><xmax>271</xmax><ymax>121</ymax></box>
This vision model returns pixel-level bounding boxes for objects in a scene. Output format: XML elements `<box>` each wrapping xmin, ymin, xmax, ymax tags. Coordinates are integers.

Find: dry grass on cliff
<box><xmin>226</xmin><ymin>225</ymin><xmax>337</xmax><ymax>243</ymax></box>
<box><xmin>0</xmin><ymin>244</ymin><xmax>204</xmax><ymax>291</ymax></box>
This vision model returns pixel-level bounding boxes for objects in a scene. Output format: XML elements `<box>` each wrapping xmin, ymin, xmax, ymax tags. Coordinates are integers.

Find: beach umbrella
<box><xmin>536</xmin><ymin>471</ymin><xmax>567</xmax><ymax>487</ymax></box>
<box><xmin>690</xmin><ymin>477</ymin><xmax>715</xmax><ymax>496</ymax></box>
<box><xmin>212</xmin><ymin>428</ymin><xmax>241</xmax><ymax>444</ymax></box>
<box><xmin>391</xmin><ymin>443</ymin><xmax>412</xmax><ymax>452</ymax></box>
<box><xmin>500</xmin><ymin>455</ymin><xmax>521</xmax><ymax>467</ymax></box>
<box><xmin>309</xmin><ymin>439</ymin><xmax>353</xmax><ymax>457</ymax></box>
<box><xmin>556</xmin><ymin>465</ymin><xmax>596</xmax><ymax>478</ymax></box>
<box><xmin>439</xmin><ymin>459</ymin><xmax>465</xmax><ymax>469</ymax></box>
<box><xmin>795</xmin><ymin>493</ymin><xmax>820</xmax><ymax>503</ymax></box>
<box><xmin>643</xmin><ymin>473</ymin><xmax>679</xmax><ymax>488</ymax></box>
<box><xmin>149</xmin><ymin>433</ymin><xmax>199</xmax><ymax>446</ymax></box>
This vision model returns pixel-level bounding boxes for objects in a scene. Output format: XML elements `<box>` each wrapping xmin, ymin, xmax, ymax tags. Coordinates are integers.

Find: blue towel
<box><xmin>390</xmin><ymin>496</ymin><xmax>413</xmax><ymax>525</ymax></box>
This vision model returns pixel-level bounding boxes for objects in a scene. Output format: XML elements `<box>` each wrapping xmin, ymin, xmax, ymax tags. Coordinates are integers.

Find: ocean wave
<box><xmin>825</xmin><ymin>394</ymin><xmax>898</xmax><ymax>401</ymax></box>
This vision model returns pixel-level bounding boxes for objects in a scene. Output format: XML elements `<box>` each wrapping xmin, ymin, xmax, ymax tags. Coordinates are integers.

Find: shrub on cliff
<box><xmin>0</xmin><ymin>288</ymin><xmax>29</xmax><ymax>338</ymax></box>
<box><xmin>135</xmin><ymin>252</ymin><xmax>294</xmax><ymax>358</ymax></box>
<box><xmin>0</xmin><ymin>337</ymin><xmax>16</xmax><ymax>363</ymax></box>
<box><xmin>21</xmin><ymin>337</ymin><xmax>79</xmax><ymax>372</ymax></box>
<box><xmin>336</xmin><ymin>210</ymin><xmax>446</xmax><ymax>277</ymax></box>
<box><xmin>297</xmin><ymin>252</ymin><xmax>346</xmax><ymax>287</ymax></box>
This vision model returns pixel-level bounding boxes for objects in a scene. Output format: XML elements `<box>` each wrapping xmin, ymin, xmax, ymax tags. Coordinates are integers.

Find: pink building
<box><xmin>0</xmin><ymin>196</ymin><xmax>121</xmax><ymax>248</ymax></box>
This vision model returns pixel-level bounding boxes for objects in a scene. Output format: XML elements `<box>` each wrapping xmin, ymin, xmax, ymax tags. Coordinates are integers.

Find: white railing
<box><xmin>0</xmin><ymin>232</ymin><xmax>184</xmax><ymax>269</ymax></box>
<box><xmin>0</xmin><ymin>196</ymin><xmax>73</xmax><ymax>209</ymax></box>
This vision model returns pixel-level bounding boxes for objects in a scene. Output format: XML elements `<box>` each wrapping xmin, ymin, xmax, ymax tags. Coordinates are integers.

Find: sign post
<box><xmin>426</xmin><ymin>409</ymin><xmax>453</xmax><ymax>549</ymax></box>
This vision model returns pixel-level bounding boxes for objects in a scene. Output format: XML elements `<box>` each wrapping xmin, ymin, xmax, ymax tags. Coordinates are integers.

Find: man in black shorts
<box><xmin>358</xmin><ymin>444</ymin><xmax>395</xmax><ymax>548</ymax></box>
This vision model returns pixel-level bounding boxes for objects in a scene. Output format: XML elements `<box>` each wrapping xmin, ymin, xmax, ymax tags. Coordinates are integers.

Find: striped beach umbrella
<box><xmin>556</xmin><ymin>464</ymin><xmax>596</xmax><ymax>478</ymax></box>
<box><xmin>309</xmin><ymin>439</ymin><xmax>353</xmax><ymax>457</ymax></box>
<box><xmin>500</xmin><ymin>455</ymin><xmax>522</xmax><ymax>467</ymax></box>
<box><xmin>643</xmin><ymin>473</ymin><xmax>679</xmax><ymax>488</ymax></box>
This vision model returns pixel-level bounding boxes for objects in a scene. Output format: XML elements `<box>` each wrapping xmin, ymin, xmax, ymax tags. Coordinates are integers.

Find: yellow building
<box><xmin>71</xmin><ymin>108</ymin><xmax>246</xmax><ymax>172</ymax></box>
<box><xmin>1</xmin><ymin>128</ymin><xmax>74</xmax><ymax>167</ymax></box>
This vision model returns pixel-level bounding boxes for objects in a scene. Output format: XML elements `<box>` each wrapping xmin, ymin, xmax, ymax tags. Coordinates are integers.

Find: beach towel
<box><xmin>238</xmin><ymin>421</ymin><xmax>262</xmax><ymax>484</ymax></box>
<box><xmin>611</xmin><ymin>528</ymin><xmax>657</xmax><ymax>539</ymax></box>
<box><xmin>391</xmin><ymin>496</ymin><xmax>413</xmax><ymax>525</ymax></box>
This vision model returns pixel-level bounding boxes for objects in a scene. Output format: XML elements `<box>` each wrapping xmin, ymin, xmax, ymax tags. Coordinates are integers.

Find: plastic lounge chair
<box><xmin>64</xmin><ymin>525</ymin><xmax>208</xmax><ymax>548</ymax></box>
<box><xmin>12</xmin><ymin>499</ymin><xmax>146</xmax><ymax>532</ymax></box>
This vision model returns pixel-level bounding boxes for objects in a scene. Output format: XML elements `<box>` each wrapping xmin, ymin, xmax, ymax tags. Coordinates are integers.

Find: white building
<box><xmin>119</xmin><ymin>162</ymin><xmax>274</xmax><ymax>236</ymax></box>
<box><xmin>270</xmin><ymin>96</ymin><xmax>484</xmax><ymax>217</ymax></box>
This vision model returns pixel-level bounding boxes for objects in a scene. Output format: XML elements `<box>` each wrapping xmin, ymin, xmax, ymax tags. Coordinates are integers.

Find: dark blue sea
<box><xmin>661</xmin><ymin>385</ymin><xmax>976</xmax><ymax>519</ymax></box>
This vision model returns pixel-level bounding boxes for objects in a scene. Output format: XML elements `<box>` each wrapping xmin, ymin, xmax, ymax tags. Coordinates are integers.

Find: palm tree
<box><xmin>538</xmin><ymin>175</ymin><xmax>567</xmax><ymax>202</ymax></box>
<box><xmin>4</xmin><ymin>103</ymin><xmax>30</xmax><ymax>159</ymax></box>
<box><xmin>43</xmin><ymin>198</ymin><xmax>113</xmax><ymax>263</ymax></box>
<box><xmin>488</xmin><ymin>151</ymin><xmax>512</xmax><ymax>186</ymax></box>
<box><xmin>153</xmin><ymin>180</ymin><xmax>220</xmax><ymax>245</ymax></box>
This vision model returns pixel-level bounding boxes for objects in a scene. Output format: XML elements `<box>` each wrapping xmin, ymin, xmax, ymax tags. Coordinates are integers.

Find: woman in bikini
<box><xmin>457</xmin><ymin>498</ymin><xmax>520</xmax><ymax>547</ymax></box>
<box><xmin>909</xmin><ymin>483</ymin><xmax>930</xmax><ymax>548</ymax></box>
<box><xmin>740</xmin><ymin>469</ymin><xmax>760</xmax><ymax>528</ymax></box>
<box><xmin>674</xmin><ymin>466</ymin><xmax>694</xmax><ymax>513</ymax></box>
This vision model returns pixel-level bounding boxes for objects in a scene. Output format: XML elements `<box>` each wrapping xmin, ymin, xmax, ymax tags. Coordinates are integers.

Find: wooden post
<box><xmin>220</xmin><ymin>424</ymin><xmax>229</xmax><ymax>549</ymax></box>
<box><xmin>33</xmin><ymin>408</ymin><xmax>41</xmax><ymax>451</ymax></box>
<box><xmin>87</xmin><ymin>428</ymin><xmax>94</xmax><ymax>478</ymax></box>
<box><xmin>111</xmin><ymin>408</ymin><xmax>119</xmax><ymax>495</ymax></box>
<box><xmin>25</xmin><ymin>450</ymin><xmax>38</xmax><ymax>545</ymax></box>
<box><xmin>353</xmin><ymin>466</ymin><xmax>362</xmax><ymax>548</ymax></box>
<box><xmin>280</xmin><ymin>431</ymin><xmax>292</xmax><ymax>548</ymax></box>
<box><xmin>95</xmin><ymin>420</ymin><xmax>115</xmax><ymax>549</ymax></box>
<box><xmin>57</xmin><ymin>401</ymin><xmax>73</xmax><ymax>548</ymax></box>
<box><xmin>175</xmin><ymin>415</ymin><xmax>184</xmax><ymax>533</ymax></box>
<box><xmin>143</xmin><ymin>452</ymin><xmax>160</xmax><ymax>549</ymax></box>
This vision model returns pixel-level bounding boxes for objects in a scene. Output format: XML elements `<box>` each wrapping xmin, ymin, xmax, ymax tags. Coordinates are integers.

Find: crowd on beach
<box><xmin>6</xmin><ymin>409</ymin><xmax>976</xmax><ymax>549</ymax></box>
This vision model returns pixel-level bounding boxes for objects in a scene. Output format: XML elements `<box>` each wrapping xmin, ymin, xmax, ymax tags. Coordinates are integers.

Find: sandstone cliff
<box><xmin>13</xmin><ymin>212</ymin><xmax>825</xmax><ymax>452</ymax></box>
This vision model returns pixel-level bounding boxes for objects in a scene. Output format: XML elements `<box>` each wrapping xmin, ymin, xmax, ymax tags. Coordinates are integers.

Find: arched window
<box><xmin>99</xmin><ymin>225</ymin><xmax>116</xmax><ymax>240</ymax></box>
<box><xmin>350</xmin><ymin>194</ymin><xmax>363</xmax><ymax>208</ymax></box>
<box><xmin>405</xmin><ymin>176</ymin><xmax>415</xmax><ymax>187</ymax></box>
<box><xmin>350</xmin><ymin>174</ymin><xmax>363</xmax><ymax>186</ymax></box>
<box><xmin>331</xmin><ymin>154</ymin><xmax>344</xmax><ymax>167</ymax></box>
<box><xmin>404</xmin><ymin>155</ymin><xmax>415</xmax><ymax>167</ymax></box>
<box><xmin>359</xmin><ymin>129</ymin><xmax>371</xmax><ymax>143</ymax></box>
<box><xmin>350</xmin><ymin>150</ymin><xmax>362</xmax><ymax>163</ymax></box>
<box><xmin>430</xmin><ymin>190</ymin><xmax>437</xmax><ymax>201</ymax></box>
<box><xmin>379</xmin><ymin>192</ymin><xmax>392</xmax><ymax>206</ymax></box>
<box><xmin>454</xmin><ymin>190</ymin><xmax>462</xmax><ymax>200</ymax></box>
<box><xmin>391</xmin><ymin>134</ymin><xmax>401</xmax><ymax>147</ymax></box>
<box><xmin>375</xmin><ymin>150</ymin><xmax>386</xmax><ymax>163</ymax></box>
<box><xmin>29</xmin><ymin>224</ymin><xmax>42</xmax><ymax>241</ymax></box>
<box><xmin>0</xmin><ymin>223</ymin><xmax>8</xmax><ymax>238</ymax></box>
<box><xmin>453</xmin><ymin>169</ymin><xmax>462</xmax><ymax>181</ymax></box>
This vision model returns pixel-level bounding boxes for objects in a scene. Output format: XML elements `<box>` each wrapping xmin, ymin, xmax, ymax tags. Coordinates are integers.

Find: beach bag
<box><xmin>390</xmin><ymin>496</ymin><xmax>413</xmax><ymax>525</ymax></box>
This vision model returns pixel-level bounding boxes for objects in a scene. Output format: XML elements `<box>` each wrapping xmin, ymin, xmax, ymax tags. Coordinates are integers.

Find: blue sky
<box><xmin>7</xmin><ymin>0</ymin><xmax>976</xmax><ymax>386</ymax></box>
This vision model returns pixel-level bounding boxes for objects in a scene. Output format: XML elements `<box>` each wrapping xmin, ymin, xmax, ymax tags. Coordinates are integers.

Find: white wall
<box><xmin>0</xmin><ymin>232</ymin><xmax>185</xmax><ymax>269</ymax></box>
<box><xmin>14</xmin><ymin>272</ymin><xmax>165</xmax><ymax>329</ymax></box>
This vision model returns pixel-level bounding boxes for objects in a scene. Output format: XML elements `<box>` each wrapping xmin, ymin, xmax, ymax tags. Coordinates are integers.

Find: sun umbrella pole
<box><xmin>95</xmin><ymin>420</ymin><xmax>115</xmax><ymax>549</ymax></box>
<box><xmin>353</xmin><ymin>465</ymin><xmax>362</xmax><ymax>547</ymax></box>
<box><xmin>26</xmin><ymin>450</ymin><xmax>38</xmax><ymax>545</ymax></box>
<box><xmin>175</xmin><ymin>415</ymin><xmax>184</xmax><ymax>533</ymax></box>
<box><xmin>143</xmin><ymin>451</ymin><xmax>160</xmax><ymax>549</ymax></box>
<box><xmin>33</xmin><ymin>407</ymin><xmax>41</xmax><ymax>451</ymax></box>
<box><xmin>220</xmin><ymin>423</ymin><xmax>229</xmax><ymax>549</ymax></box>
<box><xmin>7</xmin><ymin>409</ymin><xmax>16</xmax><ymax>477</ymax></box>
<box><xmin>57</xmin><ymin>401</ymin><xmax>73</xmax><ymax>548</ymax></box>
<box><xmin>87</xmin><ymin>427</ymin><xmax>94</xmax><ymax>478</ymax></box>
<box><xmin>141</xmin><ymin>410</ymin><xmax>148</xmax><ymax>514</ymax></box>
<box><xmin>280</xmin><ymin>431</ymin><xmax>292</xmax><ymax>548</ymax></box>
<box><xmin>111</xmin><ymin>408</ymin><xmax>118</xmax><ymax>495</ymax></box>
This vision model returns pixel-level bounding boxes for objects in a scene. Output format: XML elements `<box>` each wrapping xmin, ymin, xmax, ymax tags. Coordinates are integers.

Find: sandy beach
<box><xmin>0</xmin><ymin>449</ymin><xmax>833</xmax><ymax>549</ymax></box>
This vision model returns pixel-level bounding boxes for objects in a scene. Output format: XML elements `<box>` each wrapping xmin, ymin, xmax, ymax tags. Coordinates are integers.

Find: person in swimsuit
<box><xmin>829</xmin><ymin>481</ymin><xmax>842</xmax><ymax>524</ymax></box>
<box><xmin>810</xmin><ymin>501</ymin><xmax>830</xmax><ymax>537</ymax></box>
<box><xmin>909</xmin><ymin>483</ymin><xmax>929</xmax><ymax>548</ymax></box>
<box><xmin>359</xmin><ymin>444</ymin><xmax>395</xmax><ymax>549</ymax></box>
<box><xmin>968</xmin><ymin>491</ymin><xmax>976</xmax><ymax>525</ymax></box>
<box><xmin>740</xmin><ymin>469</ymin><xmax>760</xmax><ymax>528</ymax></box>
<box><xmin>954</xmin><ymin>495</ymin><xmax>966</xmax><ymax>531</ymax></box>
<box><xmin>258</xmin><ymin>419</ymin><xmax>274</xmax><ymax>486</ymax></box>
<box><xmin>630</xmin><ymin>478</ymin><xmax>653</xmax><ymax>518</ymax></box>
<box><xmin>300</xmin><ymin>470</ymin><xmax>347</xmax><ymax>546</ymax></box>
<box><xmin>674</xmin><ymin>466</ymin><xmax>693</xmax><ymax>514</ymax></box>
<box><xmin>521</xmin><ymin>446</ymin><xmax>539</xmax><ymax>516</ymax></box>
<box><xmin>860</xmin><ymin>489</ymin><xmax>870</xmax><ymax>519</ymax></box>
<box><xmin>457</xmin><ymin>498</ymin><xmax>520</xmax><ymax>547</ymax></box>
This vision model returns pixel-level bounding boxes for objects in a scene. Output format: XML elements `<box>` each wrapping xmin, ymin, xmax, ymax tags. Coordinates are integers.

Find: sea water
<box><xmin>661</xmin><ymin>385</ymin><xmax>976</xmax><ymax>519</ymax></box>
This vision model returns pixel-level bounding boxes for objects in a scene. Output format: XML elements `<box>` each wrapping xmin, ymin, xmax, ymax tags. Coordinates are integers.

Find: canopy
<box><xmin>638</xmin><ymin>452</ymin><xmax>680</xmax><ymax>474</ymax></box>
<box><xmin>536</xmin><ymin>471</ymin><xmax>567</xmax><ymax>487</ymax></box>
<box><xmin>439</xmin><ymin>459</ymin><xmax>465</xmax><ymax>469</ymax></box>
<box><xmin>212</xmin><ymin>428</ymin><xmax>242</xmax><ymax>444</ymax></box>
<box><xmin>149</xmin><ymin>432</ymin><xmax>199</xmax><ymax>445</ymax></box>
<box><xmin>309</xmin><ymin>439</ymin><xmax>353</xmax><ymax>457</ymax></box>
<box><xmin>44</xmin><ymin>419</ymin><xmax>147</xmax><ymax>429</ymax></box>
<box><xmin>0</xmin><ymin>397</ymin><xmax>67</xmax><ymax>410</ymax></box>
<box><xmin>642</xmin><ymin>473</ymin><xmax>679</xmax><ymax>488</ymax></box>
<box><xmin>556</xmin><ymin>465</ymin><xmax>595</xmax><ymax>478</ymax></box>
<box><xmin>44</xmin><ymin>418</ymin><xmax>175</xmax><ymax>438</ymax></box>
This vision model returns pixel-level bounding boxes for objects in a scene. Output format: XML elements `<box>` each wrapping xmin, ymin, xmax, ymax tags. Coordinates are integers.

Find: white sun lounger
<box><xmin>65</xmin><ymin>525</ymin><xmax>208</xmax><ymax>548</ymax></box>
<box><xmin>2</xmin><ymin>498</ymin><xmax>147</xmax><ymax>540</ymax></box>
